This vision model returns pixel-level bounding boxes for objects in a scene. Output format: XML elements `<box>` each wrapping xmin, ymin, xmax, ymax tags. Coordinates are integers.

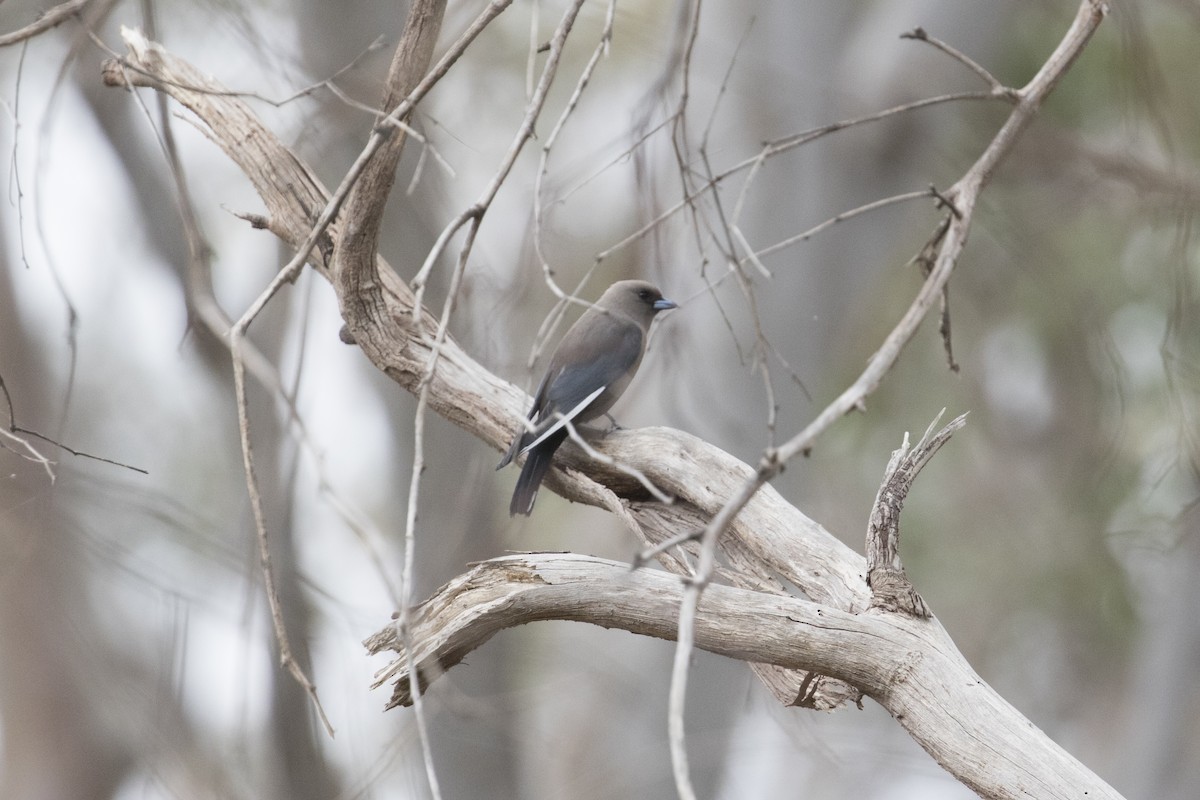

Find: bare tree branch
<box><xmin>0</xmin><ymin>0</ymin><xmax>92</xmax><ymax>47</ymax></box>
<box><xmin>901</xmin><ymin>27</ymin><xmax>1015</xmax><ymax>98</ymax></box>
<box><xmin>0</xmin><ymin>373</ymin><xmax>145</xmax><ymax>478</ymax></box>
<box><xmin>365</xmin><ymin>553</ymin><xmax>1123</xmax><ymax>800</ymax></box>
<box><xmin>865</xmin><ymin>410</ymin><xmax>968</xmax><ymax>617</ymax></box>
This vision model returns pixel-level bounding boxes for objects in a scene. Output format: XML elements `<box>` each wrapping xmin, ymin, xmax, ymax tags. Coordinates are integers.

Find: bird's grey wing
<box><xmin>496</xmin><ymin>364</ymin><xmax>556</xmax><ymax>470</ymax></box>
<box><xmin>519</xmin><ymin>321</ymin><xmax>643</xmax><ymax>455</ymax></box>
<box><xmin>543</xmin><ymin>319</ymin><xmax>642</xmax><ymax>416</ymax></box>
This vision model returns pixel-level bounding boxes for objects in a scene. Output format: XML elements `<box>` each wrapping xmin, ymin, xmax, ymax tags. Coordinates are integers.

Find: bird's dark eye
<box><xmin>637</xmin><ymin>289</ymin><xmax>652</xmax><ymax>301</ymax></box>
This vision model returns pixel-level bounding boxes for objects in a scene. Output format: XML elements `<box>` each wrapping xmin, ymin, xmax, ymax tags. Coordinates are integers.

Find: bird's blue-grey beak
<box><xmin>653</xmin><ymin>297</ymin><xmax>678</xmax><ymax>311</ymax></box>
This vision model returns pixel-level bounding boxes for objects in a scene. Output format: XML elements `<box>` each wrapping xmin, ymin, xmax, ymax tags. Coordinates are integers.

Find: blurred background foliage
<box><xmin>1</xmin><ymin>1</ymin><xmax>1197</xmax><ymax>798</ymax></box>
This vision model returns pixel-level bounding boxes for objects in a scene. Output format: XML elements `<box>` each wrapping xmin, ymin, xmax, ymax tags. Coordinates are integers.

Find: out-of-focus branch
<box><xmin>0</xmin><ymin>373</ymin><xmax>144</xmax><ymax>478</ymax></box>
<box><xmin>901</xmin><ymin>27</ymin><xmax>1013</xmax><ymax>98</ymax></box>
<box><xmin>365</xmin><ymin>553</ymin><xmax>1124</xmax><ymax>800</ymax></box>
<box><xmin>0</xmin><ymin>0</ymin><xmax>92</xmax><ymax>47</ymax></box>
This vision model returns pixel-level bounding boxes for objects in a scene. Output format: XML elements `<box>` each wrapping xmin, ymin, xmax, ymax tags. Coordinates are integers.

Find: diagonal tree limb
<box><xmin>0</xmin><ymin>0</ymin><xmax>92</xmax><ymax>47</ymax></box>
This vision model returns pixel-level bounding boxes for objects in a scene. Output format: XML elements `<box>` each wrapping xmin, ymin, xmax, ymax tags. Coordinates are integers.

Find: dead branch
<box><xmin>865</xmin><ymin>411</ymin><xmax>968</xmax><ymax>617</ymax></box>
<box><xmin>365</xmin><ymin>553</ymin><xmax>1123</xmax><ymax>800</ymax></box>
<box><xmin>0</xmin><ymin>0</ymin><xmax>92</xmax><ymax>47</ymax></box>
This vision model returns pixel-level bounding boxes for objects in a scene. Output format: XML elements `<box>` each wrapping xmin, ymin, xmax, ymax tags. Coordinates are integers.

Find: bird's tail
<box><xmin>509</xmin><ymin>431</ymin><xmax>566</xmax><ymax>516</ymax></box>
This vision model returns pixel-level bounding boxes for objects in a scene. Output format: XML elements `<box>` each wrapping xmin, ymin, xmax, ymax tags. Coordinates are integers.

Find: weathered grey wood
<box><xmin>366</xmin><ymin>554</ymin><xmax>1123</xmax><ymax>800</ymax></box>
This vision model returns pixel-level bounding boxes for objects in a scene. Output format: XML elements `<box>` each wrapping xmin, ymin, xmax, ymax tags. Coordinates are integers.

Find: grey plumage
<box><xmin>498</xmin><ymin>280</ymin><xmax>677</xmax><ymax>516</ymax></box>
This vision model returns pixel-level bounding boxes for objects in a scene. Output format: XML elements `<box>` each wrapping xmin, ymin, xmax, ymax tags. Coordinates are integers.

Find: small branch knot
<box><xmin>759</xmin><ymin>447</ymin><xmax>782</xmax><ymax>475</ymax></box>
<box><xmin>867</xmin><ymin>567</ymin><xmax>931</xmax><ymax>618</ymax></box>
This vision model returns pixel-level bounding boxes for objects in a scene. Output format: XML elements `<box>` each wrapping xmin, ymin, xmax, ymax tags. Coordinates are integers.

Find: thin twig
<box><xmin>0</xmin><ymin>428</ymin><xmax>56</xmax><ymax>481</ymax></box>
<box><xmin>11</xmin><ymin>426</ymin><xmax>146</xmax><ymax>474</ymax></box>
<box><xmin>524</xmin><ymin>0</ymin><xmax>617</xmax><ymax>369</ymax></box>
<box><xmin>561</xmin><ymin>419</ymin><xmax>674</xmax><ymax>505</ymax></box>
<box><xmin>0</xmin><ymin>374</ymin><xmax>144</xmax><ymax>477</ymax></box>
<box><xmin>0</xmin><ymin>0</ymin><xmax>91</xmax><ymax>47</ymax></box>
<box><xmin>270</xmin><ymin>37</ymin><xmax>389</xmax><ymax>106</ymax></box>
<box><xmin>667</xmin><ymin>1</ymin><xmax>705</xmax><ymax>795</ymax></box>
<box><xmin>410</xmin><ymin>0</ymin><xmax>584</xmax><ymax>316</ymax></box>
<box><xmin>322</xmin><ymin>83</ymin><xmax>456</xmax><ymax>180</ymax></box>
<box><xmin>530</xmin><ymin>0</ymin><xmax>616</xmax><ymax>288</ymax></box>
<box><xmin>526</xmin><ymin>270</ymin><xmax>602</xmax><ymax>374</ymax></box>
<box><xmin>597</xmin><ymin>91</ymin><xmax>998</xmax><ymax>264</ymax></box>
<box><xmin>396</xmin><ymin>7</ymin><xmax>586</xmax><ymax>796</ymax></box>
<box><xmin>230</xmin><ymin>346</ymin><xmax>335</xmax><ymax>737</ymax></box>
<box><xmin>901</xmin><ymin>27</ymin><xmax>1015</xmax><ymax>99</ymax></box>
<box><xmin>748</xmin><ymin>189</ymin><xmax>934</xmax><ymax>263</ymax></box>
<box><xmin>554</xmin><ymin>114</ymin><xmax>674</xmax><ymax>207</ymax></box>
<box><xmin>632</xmin><ymin>526</ymin><xmax>701</xmax><ymax>569</ymax></box>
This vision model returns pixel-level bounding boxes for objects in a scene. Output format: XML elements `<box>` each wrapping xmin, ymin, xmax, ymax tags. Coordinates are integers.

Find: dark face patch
<box><xmin>634</xmin><ymin>286</ymin><xmax>662</xmax><ymax>306</ymax></box>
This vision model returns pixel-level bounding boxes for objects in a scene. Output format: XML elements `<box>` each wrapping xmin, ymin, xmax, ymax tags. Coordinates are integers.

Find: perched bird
<box><xmin>498</xmin><ymin>280</ymin><xmax>677</xmax><ymax>516</ymax></box>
